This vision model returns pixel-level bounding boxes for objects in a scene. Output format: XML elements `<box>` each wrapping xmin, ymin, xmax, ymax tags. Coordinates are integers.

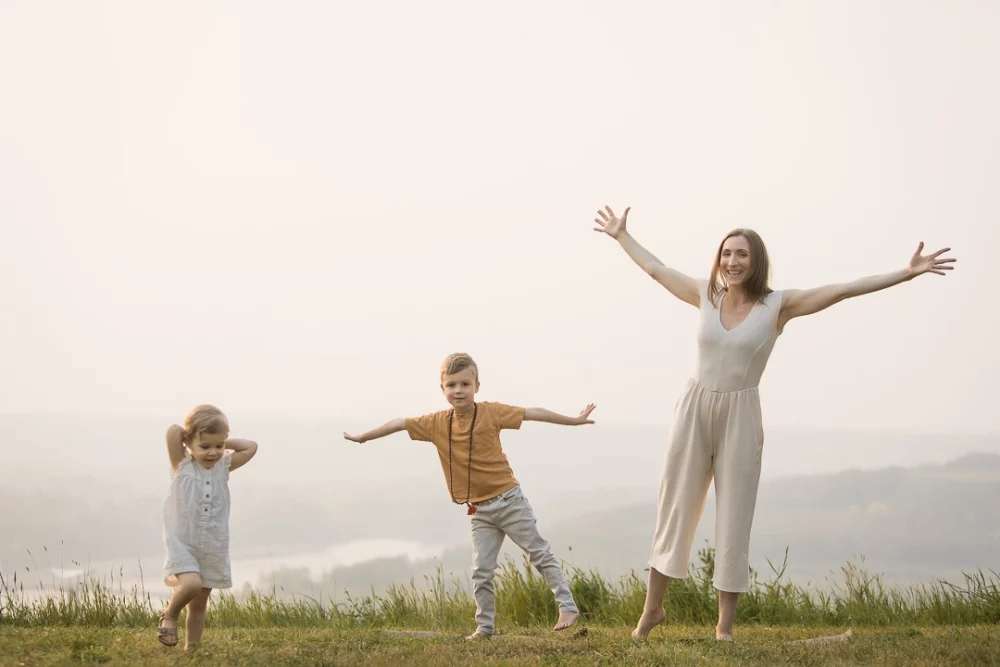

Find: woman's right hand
<box><xmin>593</xmin><ymin>206</ymin><xmax>630</xmax><ymax>239</ymax></box>
<box><xmin>592</xmin><ymin>205</ymin><xmax>701</xmax><ymax>308</ymax></box>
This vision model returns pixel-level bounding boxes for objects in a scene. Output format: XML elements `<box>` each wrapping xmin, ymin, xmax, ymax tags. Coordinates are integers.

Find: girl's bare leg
<box><xmin>184</xmin><ymin>587</ymin><xmax>213</xmax><ymax>651</ymax></box>
<box><xmin>162</xmin><ymin>573</ymin><xmax>203</xmax><ymax>629</ymax></box>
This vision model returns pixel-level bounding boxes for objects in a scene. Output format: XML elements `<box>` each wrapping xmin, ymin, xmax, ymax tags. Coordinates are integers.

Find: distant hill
<box><xmin>254</xmin><ymin>452</ymin><xmax>1000</xmax><ymax>598</ymax></box>
<box><xmin>1</xmin><ymin>410</ymin><xmax>996</xmax><ymax>595</ymax></box>
<box><xmin>543</xmin><ymin>452</ymin><xmax>1000</xmax><ymax>584</ymax></box>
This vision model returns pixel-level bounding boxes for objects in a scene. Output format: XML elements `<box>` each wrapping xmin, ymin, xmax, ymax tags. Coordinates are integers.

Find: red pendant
<box><xmin>467</xmin><ymin>505</ymin><xmax>477</xmax><ymax>515</ymax></box>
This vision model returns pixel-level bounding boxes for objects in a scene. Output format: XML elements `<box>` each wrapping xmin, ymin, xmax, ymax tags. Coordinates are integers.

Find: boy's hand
<box><xmin>340</xmin><ymin>419</ymin><xmax>405</xmax><ymax>444</ymax></box>
<box><xmin>574</xmin><ymin>403</ymin><xmax>597</xmax><ymax>425</ymax></box>
<box><xmin>523</xmin><ymin>404</ymin><xmax>597</xmax><ymax>426</ymax></box>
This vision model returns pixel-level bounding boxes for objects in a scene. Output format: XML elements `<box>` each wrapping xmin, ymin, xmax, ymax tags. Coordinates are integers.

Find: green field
<box><xmin>3</xmin><ymin>625</ymin><xmax>1000</xmax><ymax>666</ymax></box>
<box><xmin>2</xmin><ymin>547</ymin><xmax>998</xmax><ymax>665</ymax></box>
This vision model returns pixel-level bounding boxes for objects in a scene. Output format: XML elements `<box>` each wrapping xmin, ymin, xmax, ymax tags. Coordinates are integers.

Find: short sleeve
<box><xmin>405</xmin><ymin>413</ymin><xmax>437</xmax><ymax>442</ymax></box>
<box><xmin>488</xmin><ymin>402</ymin><xmax>524</xmax><ymax>430</ymax></box>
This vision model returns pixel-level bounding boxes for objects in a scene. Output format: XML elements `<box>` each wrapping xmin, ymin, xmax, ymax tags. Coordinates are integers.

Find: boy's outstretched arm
<box><xmin>227</xmin><ymin>438</ymin><xmax>258</xmax><ymax>471</ymax></box>
<box><xmin>344</xmin><ymin>418</ymin><xmax>407</xmax><ymax>443</ymax></box>
<box><xmin>523</xmin><ymin>404</ymin><xmax>596</xmax><ymax>426</ymax></box>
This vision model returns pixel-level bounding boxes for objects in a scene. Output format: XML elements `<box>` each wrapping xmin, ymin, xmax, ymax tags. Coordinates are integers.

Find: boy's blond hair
<box><xmin>440</xmin><ymin>353</ymin><xmax>479</xmax><ymax>382</ymax></box>
<box><xmin>183</xmin><ymin>404</ymin><xmax>229</xmax><ymax>443</ymax></box>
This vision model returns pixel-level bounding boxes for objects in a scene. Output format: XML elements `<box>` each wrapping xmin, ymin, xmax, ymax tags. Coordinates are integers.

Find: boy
<box><xmin>343</xmin><ymin>352</ymin><xmax>596</xmax><ymax>639</ymax></box>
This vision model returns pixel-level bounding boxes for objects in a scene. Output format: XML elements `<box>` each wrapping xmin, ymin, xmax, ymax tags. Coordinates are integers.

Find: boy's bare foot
<box><xmin>465</xmin><ymin>630</ymin><xmax>491</xmax><ymax>641</ymax></box>
<box><xmin>554</xmin><ymin>611</ymin><xmax>579</xmax><ymax>631</ymax></box>
<box><xmin>631</xmin><ymin>607</ymin><xmax>666</xmax><ymax>640</ymax></box>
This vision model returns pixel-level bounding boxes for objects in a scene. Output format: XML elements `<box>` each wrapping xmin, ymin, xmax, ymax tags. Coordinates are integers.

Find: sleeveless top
<box><xmin>694</xmin><ymin>281</ymin><xmax>784</xmax><ymax>392</ymax></box>
<box><xmin>162</xmin><ymin>451</ymin><xmax>232</xmax><ymax>557</ymax></box>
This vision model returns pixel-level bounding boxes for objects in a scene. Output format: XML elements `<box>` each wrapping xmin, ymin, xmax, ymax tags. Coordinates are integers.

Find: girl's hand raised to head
<box><xmin>907</xmin><ymin>242</ymin><xmax>956</xmax><ymax>278</ymax></box>
<box><xmin>166</xmin><ymin>424</ymin><xmax>187</xmax><ymax>470</ymax></box>
<box><xmin>593</xmin><ymin>206</ymin><xmax>630</xmax><ymax>240</ymax></box>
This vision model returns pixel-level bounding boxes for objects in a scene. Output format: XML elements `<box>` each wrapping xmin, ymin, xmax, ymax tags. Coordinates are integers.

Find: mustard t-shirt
<box><xmin>405</xmin><ymin>401</ymin><xmax>524</xmax><ymax>504</ymax></box>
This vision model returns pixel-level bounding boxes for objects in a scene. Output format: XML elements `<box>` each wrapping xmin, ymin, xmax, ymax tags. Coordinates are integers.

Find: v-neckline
<box><xmin>718</xmin><ymin>295</ymin><xmax>759</xmax><ymax>333</ymax></box>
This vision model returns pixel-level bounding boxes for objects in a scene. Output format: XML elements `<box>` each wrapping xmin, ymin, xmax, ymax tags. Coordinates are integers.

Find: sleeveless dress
<box><xmin>162</xmin><ymin>451</ymin><xmax>233</xmax><ymax>589</ymax></box>
<box><xmin>648</xmin><ymin>281</ymin><xmax>784</xmax><ymax>593</ymax></box>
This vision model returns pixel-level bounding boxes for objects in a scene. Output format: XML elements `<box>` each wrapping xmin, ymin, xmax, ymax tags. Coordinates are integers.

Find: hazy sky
<box><xmin>2</xmin><ymin>1</ymin><xmax>996</xmax><ymax>434</ymax></box>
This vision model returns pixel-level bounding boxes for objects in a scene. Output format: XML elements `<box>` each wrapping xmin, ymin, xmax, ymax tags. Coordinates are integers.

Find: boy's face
<box><xmin>441</xmin><ymin>367</ymin><xmax>479</xmax><ymax>411</ymax></box>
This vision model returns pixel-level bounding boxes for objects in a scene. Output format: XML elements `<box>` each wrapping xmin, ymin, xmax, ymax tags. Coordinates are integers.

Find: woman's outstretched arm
<box><xmin>778</xmin><ymin>242</ymin><xmax>956</xmax><ymax>330</ymax></box>
<box><xmin>594</xmin><ymin>206</ymin><xmax>701</xmax><ymax>308</ymax></box>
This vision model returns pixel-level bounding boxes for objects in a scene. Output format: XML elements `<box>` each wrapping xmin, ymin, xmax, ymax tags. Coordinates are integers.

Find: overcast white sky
<box><xmin>1</xmin><ymin>1</ymin><xmax>996</xmax><ymax>435</ymax></box>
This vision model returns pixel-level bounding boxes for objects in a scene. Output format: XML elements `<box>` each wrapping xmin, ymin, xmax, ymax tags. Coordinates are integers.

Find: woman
<box><xmin>592</xmin><ymin>206</ymin><xmax>955</xmax><ymax>641</ymax></box>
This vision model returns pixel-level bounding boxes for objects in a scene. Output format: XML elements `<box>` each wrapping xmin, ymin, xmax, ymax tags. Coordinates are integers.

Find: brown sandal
<box><xmin>157</xmin><ymin>614</ymin><xmax>178</xmax><ymax>647</ymax></box>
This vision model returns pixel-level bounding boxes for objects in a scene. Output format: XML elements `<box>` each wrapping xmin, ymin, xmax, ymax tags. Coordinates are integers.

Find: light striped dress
<box><xmin>162</xmin><ymin>451</ymin><xmax>233</xmax><ymax>589</ymax></box>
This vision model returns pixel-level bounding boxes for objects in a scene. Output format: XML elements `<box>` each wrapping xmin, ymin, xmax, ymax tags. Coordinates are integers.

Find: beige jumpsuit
<box><xmin>648</xmin><ymin>281</ymin><xmax>784</xmax><ymax>593</ymax></box>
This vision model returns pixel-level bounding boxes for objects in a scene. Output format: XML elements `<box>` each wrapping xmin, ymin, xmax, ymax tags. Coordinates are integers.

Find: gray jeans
<box><xmin>469</xmin><ymin>485</ymin><xmax>578</xmax><ymax>635</ymax></box>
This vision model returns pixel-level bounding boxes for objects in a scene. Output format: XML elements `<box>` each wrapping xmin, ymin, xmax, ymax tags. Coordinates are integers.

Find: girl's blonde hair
<box><xmin>708</xmin><ymin>228</ymin><xmax>773</xmax><ymax>307</ymax></box>
<box><xmin>440</xmin><ymin>353</ymin><xmax>479</xmax><ymax>381</ymax></box>
<box><xmin>183</xmin><ymin>404</ymin><xmax>229</xmax><ymax>443</ymax></box>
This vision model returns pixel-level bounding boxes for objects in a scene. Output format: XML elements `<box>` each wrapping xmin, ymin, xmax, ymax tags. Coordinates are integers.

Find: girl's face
<box><xmin>188</xmin><ymin>430</ymin><xmax>228</xmax><ymax>469</ymax></box>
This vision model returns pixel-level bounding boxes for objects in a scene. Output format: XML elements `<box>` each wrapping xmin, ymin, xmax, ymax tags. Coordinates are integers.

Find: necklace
<box><xmin>447</xmin><ymin>403</ymin><xmax>478</xmax><ymax>515</ymax></box>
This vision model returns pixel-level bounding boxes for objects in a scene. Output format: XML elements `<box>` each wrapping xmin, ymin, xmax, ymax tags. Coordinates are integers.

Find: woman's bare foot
<box><xmin>465</xmin><ymin>630</ymin><xmax>491</xmax><ymax>641</ymax></box>
<box><xmin>554</xmin><ymin>611</ymin><xmax>579</xmax><ymax>631</ymax></box>
<box><xmin>631</xmin><ymin>607</ymin><xmax>666</xmax><ymax>640</ymax></box>
<box><xmin>715</xmin><ymin>627</ymin><xmax>734</xmax><ymax>642</ymax></box>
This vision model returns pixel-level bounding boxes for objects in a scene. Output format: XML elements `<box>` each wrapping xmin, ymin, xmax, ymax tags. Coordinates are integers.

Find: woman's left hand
<box><xmin>907</xmin><ymin>242</ymin><xmax>956</xmax><ymax>277</ymax></box>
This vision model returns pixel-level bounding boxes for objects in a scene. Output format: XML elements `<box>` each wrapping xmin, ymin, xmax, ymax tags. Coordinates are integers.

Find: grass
<box><xmin>2</xmin><ymin>625</ymin><xmax>999</xmax><ymax>666</ymax></box>
<box><xmin>2</xmin><ymin>546</ymin><xmax>999</xmax><ymax>664</ymax></box>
